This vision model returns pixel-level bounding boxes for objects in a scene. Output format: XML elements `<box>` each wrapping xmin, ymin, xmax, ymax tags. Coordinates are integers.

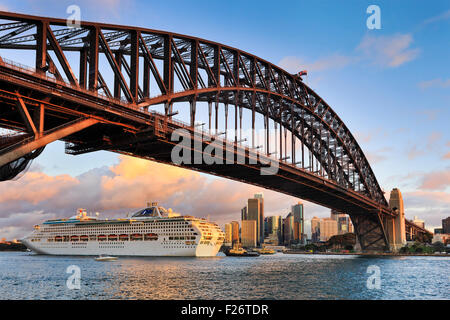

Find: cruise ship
<box><xmin>22</xmin><ymin>203</ymin><xmax>225</xmax><ymax>257</ymax></box>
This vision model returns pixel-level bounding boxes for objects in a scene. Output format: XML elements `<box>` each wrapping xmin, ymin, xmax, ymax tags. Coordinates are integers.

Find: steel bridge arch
<box><xmin>0</xmin><ymin>11</ymin><xmax>433</xmax><ymax>251</ymax></box>
<box><xmin>0</xmin><ymin>11</ymin><xmax>385</xmax><ymax>208</ymax></box>
<box><xmin>141</xmin><ymin>84</ymin><xmax>386</xmax><ymax>207</ymax></box>
<box><xmin>0</xmin><ymin>10</ymin><xmax>386</xmax><ymax>203</ymax></box>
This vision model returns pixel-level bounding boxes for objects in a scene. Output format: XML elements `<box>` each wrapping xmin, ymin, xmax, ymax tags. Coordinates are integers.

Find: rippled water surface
<box><xmin>0</xmin><ymin>252</ymin><xmax>448</xmax><ymax>299</ymax></box>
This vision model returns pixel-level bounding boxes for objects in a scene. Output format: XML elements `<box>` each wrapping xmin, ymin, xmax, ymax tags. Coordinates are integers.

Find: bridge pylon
<box><xmin>385</xmin><ymin>188</ymin><xmax>406</xmax><ymax>252</ymax></box>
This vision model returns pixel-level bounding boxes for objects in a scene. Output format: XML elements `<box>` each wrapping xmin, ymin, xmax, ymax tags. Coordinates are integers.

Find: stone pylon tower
<box><xmin>386</xmin><ymin>188</ymin><xmax>406</xmax><ymax>251</ymax></box>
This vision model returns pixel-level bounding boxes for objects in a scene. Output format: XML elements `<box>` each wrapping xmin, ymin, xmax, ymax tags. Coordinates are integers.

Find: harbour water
<box><xmin>0</xmin><ymin>251</ymin><xmax>448</xmax><ymax>300</ymax></box>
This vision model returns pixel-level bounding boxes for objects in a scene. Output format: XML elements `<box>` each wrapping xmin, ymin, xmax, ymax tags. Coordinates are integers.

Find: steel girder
<box><xmin>0</xmin><ymin>11</ymin><xmax>386</xmax><ymax>206</ymax></box>
<box><xmin>0</xmin><ymin>11</ymin><xmax>432</xmax><ymax>248</ymax></box>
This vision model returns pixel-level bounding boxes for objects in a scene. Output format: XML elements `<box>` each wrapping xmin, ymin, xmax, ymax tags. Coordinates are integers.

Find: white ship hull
<box><xmin>22</xmin><ymin>239</ymin><xmax>221</xmax><ymax>257</ymax></box>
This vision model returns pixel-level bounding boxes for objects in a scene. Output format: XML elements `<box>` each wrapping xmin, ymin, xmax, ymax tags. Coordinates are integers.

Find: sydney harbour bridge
<box><xmin>0</xmin><ymin>11</ymin><xmax>430</xmax><ymax>251</ymax></box>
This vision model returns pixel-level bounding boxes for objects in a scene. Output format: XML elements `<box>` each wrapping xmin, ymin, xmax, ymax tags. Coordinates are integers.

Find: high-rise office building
<box><xmin>283</xmin><ymin>212</ymin><xmax>294</xmax><ymax>245</ymax></box>
<box><xmin>311</xmin><ymin>216</ymin><xmax>321</xmax><ymax>242</ymax></box>
<box><xmin>264</xmin><ymin>215</ymin><xmax>282</xmax><ymax>245</ymax></box>
<box><xmin>224</xmin><ymin>223</ymin><xmax>233</xmax><ymax>246</ymax></box>
<box><xmin>442</xmin><ymin>217</ymin><xmax>450</xmax><ymax>234</ymax></box>
<box><xmin>331</xmin><ymin>209</ymin><xmax>353</xmax><ymax>235</ymax></box>
<box><xmin>241</xmin><ymin>206</ymin><xmax>247</xmax><ymax>221</ymax></box>
<box><xmin>320</xmin><ymin>218</ymin><xmax>338</xmax><ymax>241</ymax></box>
<box><xmin>230</xmin><ymin>221</ymin><xmax>240</xmax><ymax>244</ymax></box>
<box><xmin>264</xmin><ymin>216</ymin><xmax>271</xmax><ymax>238</ymax></box>
<box><xmin>291</xmin><ymin>202</ymin><xmax>304</xmax><ymax>242</ymax></box>
<box><xmin>241</xmin><ymin>220</ymin><xmax>257</xmax><ymax>248</ymax></box>
<box><xmin>245</xmin><ymin>194</ymin><xmax>264</xmax><ymax>246</ymax></box>
<box><xmin>254</xmin><ymin>193</ymin><xmax>264</xmax><ymax>245</ymax></box>
<box><xmin>412</xmin><ymin>216</ymin><xmax>425</xmax><ymax>229</ymax></box>
<box><xmin>331</xmin><ymin>209</ymin><xmax>346</xmax><ymax>221</ymax></box>
<box><xmin>311</xmin><ymin>216</ymin><xmax>338</xmax><ymax>242</ymax></box>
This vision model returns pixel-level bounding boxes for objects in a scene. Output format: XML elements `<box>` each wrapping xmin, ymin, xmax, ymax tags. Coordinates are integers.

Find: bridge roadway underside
<box><xmin>99</xmin><ymin>131</ymin><xmax>390</xmax><ymax>251</ymax></box>
<box><xmin>0</xmin><ymin>78</ymin><xmax>390</xmax><ymax>251</ymax></box>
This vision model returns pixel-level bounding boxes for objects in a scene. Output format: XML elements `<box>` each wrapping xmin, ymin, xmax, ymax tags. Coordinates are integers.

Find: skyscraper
<box><xmin>224</xmin><ymin>223</ymin><xmax>232</xmax><ymax>246</ymax></box>
<box><xmin>230</xmin><ymin>221</ymin><xmax>240</xmax><ymax>244</ymax></box>
<box><xmin>331</xmin><ymin>209</ymin><xmax>353</xmax><ymax>235</ymax></box>
<box><xmin>291</xmin><ymin>202</ymin><xmax>304</xmax><ymax>242</ymax></box>
<box><xmin>245</xmin><ymin>194</ymin><xmax>264</xmax><ymax>246</ymax></box>
<box><xmin>311</xmin><ymin>216</ymin><xmax>320</xmax><ymax>242</ymax></box>
<box><xmin>319</xmin><ymin>218</ymin><xmax>338</xmax><ymax>241</ymax></box>
<box><xmin>264</xmin><ymin>216</ymin><xmax>271</xmax><ymax>238</ymax></box>
<box><xmin>266</xmin><ymin>215</ymin><xmax>282</xmax><ymax>244</ymax></box>
<box><xmin>283</xmin><ymin>212</ymin><xmax>294</xmax><ymax>245</ymax></box>
<box><xmin>442</xmin><ymin>217</ymin><xmax>450</xmax><ymax>234</ymax></box>
<box><xmin>241</xmin><ymin>220</ymin><xmax>257</xmax><ymax>248</ymax></box>
<box><xmin>254</xmin><ymin>193</ymin><xmax>264</xmax><ymax>245</ymax></box>
<box><xmin>241</xmin><ymin>206</ymin><xmax>247</xmax><ymax>221</ymax></box>
<box><xmin>310</xmin><ymin>216</ymin><xmax>338</xmax><ymax>242</ymax></box>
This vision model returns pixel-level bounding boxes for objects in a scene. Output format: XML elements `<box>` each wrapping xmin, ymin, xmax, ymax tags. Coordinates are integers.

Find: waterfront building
<box><xmin>264</xmin><ymin>215</ymin><xmax>282</xmax><ymax>245</ymax></box>
<box><xmin>432</xmin><ymin>233</ymin><xmax>450</xmax><ymax>245</ymax></box>
<box><xmin>224</xmin><ymin>223</ymin><xmax>233</xmax><ymax>246</ymax></box>
<box><xmin>241</xmin><ymin>206</ymin><xmax>247</xmax><ymax>221</ymax></box>
<box><xmin>241</xmin><ymin>220</ymin><xmax>257</xmax><ymax>248</ymax></box>
<box><xmin>264</xmin><ymin>217</ymin><xmax>271</xmax><ymax>238</ymax></box>
<box><xmin>311</xmin><ymin>216</ymin><xmax>321</xmax><ymax>242</ymax></box>
<box><xmin>330</xmin><ymin>209</ymin><xmax>346</xmax><ymax>221</ymax></box>
<box><xmin>412</xmin><ymin>216</ymin><xmax>425</xmax><ymax>229</ymax></box>
<box><xmin>230</xmin><ymin>221</ymin><xmax>240</xmax><ymax>244</ymax></box>
<box><xmin>320</xmin><ymin>218</ymin><xmax>338</xmax><ymax>241</ymax></box>
<box><xmin>310</xmin><ymin>216</ymin><xmax>339</xmax><ymax>242</ymax></box>
<box><xmin>443</xmin><ymin>217</ymin><xmax>450</xmax><ymax>234</ymax></box>
<box><xmin>264</xmin><ymin>232</ymin><xmax>280</xmax><ymax>245</ymax></box>
<box><xmin>283</xmin><ymin>212</ymin><xmax>294</xmax><ymax>245</ymax></box>
<box><xmin>254</xmin><ymin>193</ymin><xmax>265</xmax><ymax>245</ymax></box>
<box><xmin>331</xmin><ymin>209</ymin><xmax>354</xmax><ymax>235</ymax></box>
<box><xmin>273</xmin><ymin>215</ymin><xmax>282</xmax><ymax>244</ymax></box>
<box><xmin>291</xmin><ymin>202</ymin><xmax>304</xmax><ymax>241</ymax></box>
<box><xmin>245</xmin><ymin>194</ymin><xmax>264</xmax><ymax>246</ymax></box>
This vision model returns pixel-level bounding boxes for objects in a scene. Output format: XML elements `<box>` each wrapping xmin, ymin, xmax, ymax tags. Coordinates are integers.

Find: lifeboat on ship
<box><xmin>108</xmin><ymin>234</ymin><xmax>117</xmax><ymax>241</ymax></box>
<box><xmin>70</xmin><ymin>235</ymin><xmax>79</xmax><ymax>242</ymax></box>
<box><xmin>119</xmin><ymin>234</ymin><xmax>129</xmax><ymax>241</ymax></box>
<box><xmin>131</xmin><ymin>233</ymin><xmax>143</xmax><ymax>241</ymax></box>
<box><xmin>98</xmin><ymin>234</ymin><xmax>106</xmax><ymax>241</ymax></box>
<box><xmin>80</xmin><ymin>235</ymin><xmax>89</xmax><ymax>241</ymax></box>
<box><xmin>144</xmin><ymin>233</ymin><xmax>158</xmax><ymax>241</ymax></box>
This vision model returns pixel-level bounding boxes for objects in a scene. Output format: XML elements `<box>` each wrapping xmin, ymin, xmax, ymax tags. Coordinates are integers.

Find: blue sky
<box><xmin>0</xmin><ymin>0</ymin><xmax>448</xmax><ymax>238</ymax></box>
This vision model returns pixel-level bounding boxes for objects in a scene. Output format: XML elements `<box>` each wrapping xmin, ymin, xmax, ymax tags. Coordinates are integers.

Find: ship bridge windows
<box><xmin>132</xmin><ymin>207</ymin><xmax>163</xmax><ymax>217</ymax></box>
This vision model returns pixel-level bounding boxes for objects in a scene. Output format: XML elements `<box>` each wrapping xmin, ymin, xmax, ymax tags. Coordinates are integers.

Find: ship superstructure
<box><xmin>22</xmin><ymin>204</ymin><xmax>224</xmax><ymax>257</ymax></box>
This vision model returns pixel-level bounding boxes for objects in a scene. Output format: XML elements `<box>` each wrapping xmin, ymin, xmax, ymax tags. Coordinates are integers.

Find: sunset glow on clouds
<box><xmin>0</xmin><ymin>155</ymin><xmax>304</xmax><ymax>239</ymax></box>
<box><xmin>0</xmin><ymin>153</ymin><xmax>449</xmax><ymax>240</ymax></box>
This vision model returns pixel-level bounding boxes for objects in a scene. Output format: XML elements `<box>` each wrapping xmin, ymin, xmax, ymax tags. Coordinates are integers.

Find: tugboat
<box><xmin>255</xmin><ymin>246</ymin><xmax>276</xmax><ymax>255</ymax></box>
<box><xmin>224</xmin><ymin>243</ymin><xmax>260</xmax><ymax>257</ymax></box>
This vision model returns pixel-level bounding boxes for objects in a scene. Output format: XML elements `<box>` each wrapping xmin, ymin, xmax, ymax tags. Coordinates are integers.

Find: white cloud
<box><xmin>418</xmin><ymin>78</ymin><xmax>450</xmax><ymax>89</ymax></box>
<box><xmin>278</xmin><ymin>33</ymin><xmax>420</xmax><ymax>75</ymax></box>
<box><xmin>278</xmin><ymin>54</ymin><xmax>354</xmax><ymax>74</ymax></box>
<box><xmin>356</xmin><ymin>33</ymin><xmax>420</xmax><ymax>67</ymax></box>
<box><xmin>421</xmin><ymin>9</ymin><xmax>450</xmax><ymax>26</ymax></box>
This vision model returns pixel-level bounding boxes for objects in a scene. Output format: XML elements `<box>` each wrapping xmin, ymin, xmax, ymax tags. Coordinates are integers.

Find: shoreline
<box><xmin>283</xmin><ymin>251</ymin><xmax>449</xmax><ymax>257</ymax></box>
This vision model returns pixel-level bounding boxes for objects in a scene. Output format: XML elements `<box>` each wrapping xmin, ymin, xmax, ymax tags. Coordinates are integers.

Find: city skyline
<box><xmin>221</xmin><ymin>189</ymin><xmax>441</xmax><ymax>242</ymax></box>
<box><xmin>0</xmin><ymin>1</ymin><xmax>448</xmax><ymax>240</ymax></box>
